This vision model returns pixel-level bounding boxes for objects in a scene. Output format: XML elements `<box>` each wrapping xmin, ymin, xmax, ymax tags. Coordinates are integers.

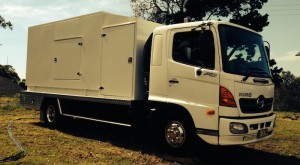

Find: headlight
<box><xmin>230</xmin><ymin>122</ymin><xmax>248</xmax><ymax>134</ymax></box>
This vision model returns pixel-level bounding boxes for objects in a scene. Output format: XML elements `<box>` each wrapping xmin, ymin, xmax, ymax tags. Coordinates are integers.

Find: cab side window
<box><xmin>172</xmin><ymin>30</ymin><xmax>215</xmax><ymax>69</ymax></box>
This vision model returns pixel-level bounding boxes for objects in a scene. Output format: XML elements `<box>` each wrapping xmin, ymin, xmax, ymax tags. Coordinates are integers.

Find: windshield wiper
<box><xmin>242</xmin><ymin>67</ymin><xmax>269</xmax><ymax>82</ymax></box>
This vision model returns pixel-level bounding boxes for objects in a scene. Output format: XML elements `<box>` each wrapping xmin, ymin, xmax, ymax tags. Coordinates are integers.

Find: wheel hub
<box><xmin>165</xmin><ymin>121</ymin><xmax>186</xmax><ymax>147</ymax></box>
<box><xmin>46</xmin><ymin>106</ymin><xmax>56</xmax><ymax>123</ymax></box>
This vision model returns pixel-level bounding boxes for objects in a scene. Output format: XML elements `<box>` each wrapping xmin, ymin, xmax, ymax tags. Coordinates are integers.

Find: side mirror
<box><xmin>264</xmin><ymin>41</ymin><xmax>270</xmax><ymax>60</ymax></box>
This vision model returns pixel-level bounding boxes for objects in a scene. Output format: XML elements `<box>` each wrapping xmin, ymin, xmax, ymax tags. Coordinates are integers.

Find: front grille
<box><xmin>250</xmin><ymin>121</ymin><xmax>272</xmax><ymax>130</ymax></box>
<box><xmin>239</xmin><ymin>98</ymin><xmax>273</xmax><ymax>114</ymax></box>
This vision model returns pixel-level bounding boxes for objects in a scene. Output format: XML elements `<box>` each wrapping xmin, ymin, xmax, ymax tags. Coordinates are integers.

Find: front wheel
<box><xmin>165</xmin><ymin>120</ymin><xmax>186</xmax><ymax>148</ymax></box>
<box><xmin>160</xmin><ymin>116</ymin><xmax>195</xmax><ymax>153</ymax></box>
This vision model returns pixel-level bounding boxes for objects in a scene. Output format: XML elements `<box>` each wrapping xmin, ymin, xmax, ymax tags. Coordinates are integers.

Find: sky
<box><xmin>0</xmin><ymin>0</ymin><xmax>299</xmax><ymax>79</ymax></box>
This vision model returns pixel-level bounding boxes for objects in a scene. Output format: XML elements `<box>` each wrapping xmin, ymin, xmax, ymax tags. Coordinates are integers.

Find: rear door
<box><xmin>100</xmin><ymin>24</ymin><xmax>135</xmax><ymax>98</ymax></box>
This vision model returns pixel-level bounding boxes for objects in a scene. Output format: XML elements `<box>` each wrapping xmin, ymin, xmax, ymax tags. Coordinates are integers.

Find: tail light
<box><xmin>220</xmin><ymin>86</ymin><xmax>237</xmax><ymax>107</ymax></box>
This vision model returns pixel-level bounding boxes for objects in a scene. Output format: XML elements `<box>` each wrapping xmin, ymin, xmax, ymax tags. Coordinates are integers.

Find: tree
<box><xmin>228</xmin><ymin>0</ymin><xmax>269</xmax><ymax>32</ymax></box>
<box><xmin>269</xmin><ymin>59</ymin><xmax>283</xmax><ymax>88</ymax></box>
<box><xmin>0</xmin><ymin>65</ymin><xmax>20</xmax><ymax>84</ymax></box>
<box><xmin>18</xmin><ymin>79</ymin><xmax>27</xmax><ymax>90</ymax></box>
<box><xmin>1</xmin><ymin>16</ymin><xmax>16</xmax><ymax>83</ymax></box>
<box><xmin>0</xmin><ymin>15</ymin><xmax>13</xmax><ymax>30</ymax></box>
<box><xmin>131</xmin><ymin>0</ymin><xmax>269</xmax><ymax>32</ymax></box>
<box><xmin>131</xmin><ymin>0</ymin><xmax>187</xmax><ymax>24</ymax></box>
<box><xmin>274</xmin><ymin>71</ymin><xmax>300</xmax><ymax>112</ymax></box>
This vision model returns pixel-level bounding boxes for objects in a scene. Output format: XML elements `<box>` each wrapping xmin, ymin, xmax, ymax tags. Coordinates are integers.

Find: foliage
<box><xmin>0</xmin><ymin>64</ymin><xmax>20</xmax><ymax>84</ymax></box>
<box><xmin>131</xmin><ymin>0</ymin><xmax>187</xmax><ymax>24</ymax></box>
<box><xmin>0</xmin><ymin>15</ymin><xmax>13</xmax><ymax>30</ymax></box>
<box><xmin>274</xmin><ymin>71</ymin><xmax>300</xmax><ymax>112</ymax></box>
<box><xmin>228</xmin><ymin>0</ymin><xmax>269</xmax><ymax>32</ymax></box>
<box><xmin>269</xmin><ymin>59</ymin><xmax>283</xmax><ymax>88</ymax></box>
<box><xmin>18</xmin><ymin>79</ymin><xmax>27</xmax><ymax>90</ymax></box>
<box><xmin>131</xmin><ymin>0</ymin><xmax>269</xmax><ymax>32</ymax></box>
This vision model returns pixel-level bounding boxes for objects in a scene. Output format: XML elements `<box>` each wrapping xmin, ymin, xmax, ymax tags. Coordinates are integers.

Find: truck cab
<box><xmin>148</xmin><ymin>21</ymin><xmax>276</xmax><ymax>146</ymax></box>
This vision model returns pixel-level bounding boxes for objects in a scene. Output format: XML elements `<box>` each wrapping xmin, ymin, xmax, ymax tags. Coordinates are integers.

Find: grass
<box><xmin>0</xmin><ymin>95</ymin><xmax>300</xmax><ymax>164</ymax></box>
<box><xmin>0</xmin><ymin>96</ymin><xmax>166</xmax><ymax>164</ymax></box>
<box><xmin>245</xmin><ymin>112</ymin><xmax>300</xmax><ymax>158</ymax></box>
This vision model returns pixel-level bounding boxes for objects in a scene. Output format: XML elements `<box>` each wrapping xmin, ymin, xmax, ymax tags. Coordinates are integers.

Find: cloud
<box><xmin>0</xmin><ymin>3</ymin><xmax>72</xmax><ymax>26</ymax></box>
<box><xmin>274</xmin><ymin>50</ymin><xmax>300</xmax><ymax>62</ymax></box>
<box><xmin>0</xmin><ymin>0</ymin><xmax>132</xmax><ymax>26</ymax></box>
<box><xmin>1</xmin><ymin>3</ymin><xmax>44</xmax><ymax>20</ymax></box>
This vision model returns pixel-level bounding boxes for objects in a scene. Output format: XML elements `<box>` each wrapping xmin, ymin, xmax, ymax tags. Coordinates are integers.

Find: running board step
<box><xmin>56</xmin><ymin>98</ymin><xmax>131</xmax><ymax>127</ymax></box>
<box><xmin>61</xmin><ymin>113</ymin><xmax>132</xmax><ymax>127</ymax></box>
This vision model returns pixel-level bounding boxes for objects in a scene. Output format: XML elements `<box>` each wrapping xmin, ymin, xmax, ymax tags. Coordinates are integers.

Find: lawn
<box><xmin>0</xmin><ymin>95</ymin><xmax>299</xmax><ymax>164</ymax></box>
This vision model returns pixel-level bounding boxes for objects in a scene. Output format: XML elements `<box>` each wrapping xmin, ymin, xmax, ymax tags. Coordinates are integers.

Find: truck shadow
<box><xmin>33</xmin><ymin>118</ymin><xmax>299</xmax><ymax>165</ymax></box>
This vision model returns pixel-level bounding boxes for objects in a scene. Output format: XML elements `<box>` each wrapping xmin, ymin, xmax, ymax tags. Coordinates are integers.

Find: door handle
<box><xmin>169</xmin><ymin>79</ymin><xmax>179</xmax><ymax>84</ymax></box>
<box><xmin>128</xmin><ymin>57</ymin><xmax>133</xmax><ymax>64</ymax></box>
<box><xmin>196</xmin><ymin>68</ymin><xmax>202</xmax><ymax>76</ymax></box>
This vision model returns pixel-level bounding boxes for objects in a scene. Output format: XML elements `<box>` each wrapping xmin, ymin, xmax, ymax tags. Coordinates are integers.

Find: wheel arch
<box><xmin>149</xmin><ymin>101</ymin><xmax>200</xmax><ymax>152</ymax></box>
<box><xmin>150</xmin><ymin>101</ymin><xmax>196</xmax><ymax>130</ymax></box>
<box><xmin>40</xmin><ymin>97</ymin><xmax>57</xmax><ymax>110</ymax></box>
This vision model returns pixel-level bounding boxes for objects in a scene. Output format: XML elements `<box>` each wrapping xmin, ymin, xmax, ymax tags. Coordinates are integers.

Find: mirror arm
<box><xmin>264</xmin><ymin>41</ymin><xmax>271</xmax><ymax>60</ymax></box>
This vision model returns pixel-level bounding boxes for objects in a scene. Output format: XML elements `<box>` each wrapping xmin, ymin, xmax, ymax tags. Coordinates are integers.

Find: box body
<box><xmin>26</xmin><ymin>12</ymin><xmax>161</xmax><ymax>101</ymax></box>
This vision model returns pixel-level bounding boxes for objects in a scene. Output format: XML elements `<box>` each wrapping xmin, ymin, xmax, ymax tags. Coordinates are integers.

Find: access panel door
<box><xmin>53</xmin><ymin>38</ymin><xmax>82</xmax><ymax>80</ymax></box>
<box><xmin>100</xmin><ymin>24</ymin><xmax>135</xmax><ymax>98</ymax></box>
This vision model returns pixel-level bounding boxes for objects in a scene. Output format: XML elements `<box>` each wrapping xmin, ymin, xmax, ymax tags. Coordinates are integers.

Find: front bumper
<box><xmin>218</xmin><ymin>114</ymin><xmax>276</xmax><ymax>145</ymax></box>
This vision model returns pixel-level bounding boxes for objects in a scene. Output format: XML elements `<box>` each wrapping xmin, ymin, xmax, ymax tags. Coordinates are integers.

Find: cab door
<box><xmin>167</xmin><ymin>27</ymin><xmax>220</xmax><ymax>131</ymax></box>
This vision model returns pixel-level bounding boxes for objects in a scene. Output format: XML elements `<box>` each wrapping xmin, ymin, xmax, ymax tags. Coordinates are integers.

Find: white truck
<box><xmin>21</xmin><ymin>11</ymin><xmax>276</xmax><ymax>151</ymax></box>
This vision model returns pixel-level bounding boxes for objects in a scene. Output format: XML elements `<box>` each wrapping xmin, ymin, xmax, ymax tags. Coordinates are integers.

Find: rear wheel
<box><xmin>44</xmin><ymin>102</ymin><xmax>61</xmax><ymax>127</ymax></box>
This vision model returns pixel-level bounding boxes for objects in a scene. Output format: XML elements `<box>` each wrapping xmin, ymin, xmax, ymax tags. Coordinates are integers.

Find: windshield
<box><xmin>219</xmin><ymin>25</ymin><xmax>271</xmax><ymax>78</ymax></box>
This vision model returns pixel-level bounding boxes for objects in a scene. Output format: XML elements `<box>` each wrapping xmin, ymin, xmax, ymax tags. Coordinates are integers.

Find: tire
<box><xmin>160</xmin><ymin>115</ymin><xmax>195</xmax><ymax>153</ymax></box>
<box><xmin>44</xmin><ymin>102</ymin><xmax>61</xmax><ymax>127</ymax></box>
